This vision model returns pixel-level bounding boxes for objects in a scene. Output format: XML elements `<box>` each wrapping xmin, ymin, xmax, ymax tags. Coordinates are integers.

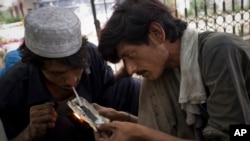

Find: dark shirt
<box><xmin>0</xmin><ymin>43</ymin><xmax>140</xmax><ymax>140</ymax></box>
<box><xmin>198</xmin><ymin>32</ymin><xmax>250</xmax><ymax>140</ymax></box>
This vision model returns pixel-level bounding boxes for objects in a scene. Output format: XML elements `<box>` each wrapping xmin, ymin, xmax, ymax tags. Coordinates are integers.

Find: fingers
<box><xmin>92</xmin><ymin>103</ymin><xmax>106</xmax><ymax>116</ymax></box>
<box><xmin>95</xmin><ymin>122</ymin><xmax>123</xmax><ymax>141</ymax></box>
<box><xmin>92</xmin><ymin>103</ymin><xmax>108</xmax><ymax>117</ymax></box>
<box><xmin>28</xmin><ymin>102</ymin><xmax>58</xmax><ymax>140</ymax></box>
<box><xmin>30</xmin><ymin>102</ymin><xmax>55</xmax><ymax>110</ymax></box>
<box><xmin>30</xmin><ymin>102</ymin><xmax>57</xmax><ymax>118</ymax></box>
<box><xmin>92</xmin><ymin>103</ymin><xmax>103</xmax><ymax>111</ymax></box>
<box><xmin>30</xmin><ymin>114</ymin><xmax>57</xmax><ymax>126</ymax></box>
<box><xmin>47</xmin><ymin>122</ymin><xmax>56</xmax><ymax>128</ymax></box>
<box><xmin>94</xmin><ymin>130</ymin><xmax>112</xmax><ymax>141</ymax></box>
<box><xmin>97</xmin><ymin>121</ymin><xmax>118</xmax><ymax>131</ymax></box>
<box><xmin>92</xmin><ymin>103</ymin><xmax>116</xmax><ymax>118</ymax></box>
<box><xmin>94</xmin><ymin>131</ymin><xmax>106</xmax><ymax>141</ymax></box>
<box><xmin>30</xmin><ymin>102</ymin><xmax>57</xmax><ymax>126</ymax></box>
<box><xmin>95</xmin><ymin>131</ymin><xmax>109</xmax><ymax>138</ymax></box>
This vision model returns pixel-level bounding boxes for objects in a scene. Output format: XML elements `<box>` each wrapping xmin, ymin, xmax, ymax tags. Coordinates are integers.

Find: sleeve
<box><xmin>0</xmin><ymin>66</ymin><xmax>30</xmax><ymax>140</ymax></box>
<box><xmin>199</xmin><ymin>33</ymin><xmax>250</xmax><ymax>140</ymax></box>
<box><xmin>0</xmin><ymin>64</ymin><xmax>29</xmax><ymax>139</ymax></box>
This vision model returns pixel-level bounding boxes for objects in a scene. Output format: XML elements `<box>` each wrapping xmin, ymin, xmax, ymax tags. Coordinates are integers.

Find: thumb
<box><xmin>97</xmin><ymin>122</ymin><xmax>116</xmax><ymax>131</ymax></box>
<box><xmin>92</xmin><ymin>103</ymin><xmax>101</xmax><ymax>110</ymax></box>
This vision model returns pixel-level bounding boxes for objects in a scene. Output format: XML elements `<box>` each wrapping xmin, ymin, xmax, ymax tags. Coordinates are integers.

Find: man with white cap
<box><xmin>0</xmin><ymin>6</ymin><xmax>140</xmax><ymax>141</ymax></box>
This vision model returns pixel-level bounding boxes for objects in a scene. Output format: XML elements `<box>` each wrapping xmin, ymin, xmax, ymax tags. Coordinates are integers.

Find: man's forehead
<box><xmin>117</xmin><ymin>42</ymin><xmax>127</xmax><ymax>57</ymax></box>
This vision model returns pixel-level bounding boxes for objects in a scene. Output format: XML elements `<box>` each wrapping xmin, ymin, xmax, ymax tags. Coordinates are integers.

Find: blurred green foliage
<box><xmin>0</xmin><ymin>11</ymin><xmax>22</xmax><ymax>24</ymax></box>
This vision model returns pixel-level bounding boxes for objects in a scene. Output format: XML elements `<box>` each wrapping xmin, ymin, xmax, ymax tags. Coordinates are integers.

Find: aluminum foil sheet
<box><xmin>67</xmin><ymin>97</ymin><xmax>110</xmax><ymax>132</ymax></box>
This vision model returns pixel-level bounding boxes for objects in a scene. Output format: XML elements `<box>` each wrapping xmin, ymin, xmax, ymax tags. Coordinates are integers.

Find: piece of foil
<box><xmin>67</xmin><ymin>97</ymin><xmax>110</xmax><ymax>132</ymax></box>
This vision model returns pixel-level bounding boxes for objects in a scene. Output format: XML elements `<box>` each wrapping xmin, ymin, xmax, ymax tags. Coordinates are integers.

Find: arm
<box><xmin>9</xmin><ymin>127</ymin><xmax>31</xmax><ymax>141</ymax></box>
<box><xmin>95</xmin><ymin>121</ymin><xmax>193</xmax><ymax>141</ymax></box>
<box><xmin>199</xmin><ymin>33</ymin><xmax>250</xmax><ymax>140</ymax></box>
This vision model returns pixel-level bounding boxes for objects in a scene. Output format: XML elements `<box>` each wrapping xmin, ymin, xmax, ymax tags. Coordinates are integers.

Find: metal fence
<box><xmin>97</xmin><ymin>0</ymin><xmax>250</xmax><ymax>72</ymax></box>
<box><xmin>163</xmin><ymin>0</ymin><xmax>250</xmax><ymax>37</ymax></box>
<box><xmin>95</xmin><ymin>0</ymin><xmax>250</xmax><ymax>37</ymax></box>
<box><xmin>33</xmin><ymin>0</ymin><xmax>250</xmax><ymax>39</ymax></box>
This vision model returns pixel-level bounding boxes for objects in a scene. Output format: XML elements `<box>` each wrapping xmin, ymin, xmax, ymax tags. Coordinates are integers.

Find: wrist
<box><xmin>28</xmin><ymin>125</ymin><xmax>34</xmax><ymax>141</ymax></box>
<box><xmin>10</xmin><ymin>126</ymin><xmax>33</xmax><ymax>141</ymax></box>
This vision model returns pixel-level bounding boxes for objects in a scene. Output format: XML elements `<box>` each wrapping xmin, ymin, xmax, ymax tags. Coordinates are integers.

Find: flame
<box><xmin>73</xmin><ymin>112</ymin><xmax>84</xmax><ymax>123</ymax></box>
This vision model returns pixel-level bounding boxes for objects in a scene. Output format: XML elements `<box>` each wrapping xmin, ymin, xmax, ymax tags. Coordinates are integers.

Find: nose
<box><xmin>124</xmin><ymin>60</ymin><xmax>137</xmax><ymax>75</ymax></box>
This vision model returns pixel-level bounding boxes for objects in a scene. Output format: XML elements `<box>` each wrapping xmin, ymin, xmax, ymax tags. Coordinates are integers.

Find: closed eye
<box><xmin>122</xmin><ymin>52</ymin><xmax>135</xmax><ymax>59</ymax></box>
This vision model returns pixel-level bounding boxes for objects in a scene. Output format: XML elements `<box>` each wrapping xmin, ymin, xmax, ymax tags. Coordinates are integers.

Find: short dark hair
<box><xmin>98</xmin><ymin>0</ymin><xmax>187</xmax><ymax>63</ymax></box>
<box><xmin>20</xmin><ymin>37</ymin><xmax>90</xmax><ymax>69</ymax></box>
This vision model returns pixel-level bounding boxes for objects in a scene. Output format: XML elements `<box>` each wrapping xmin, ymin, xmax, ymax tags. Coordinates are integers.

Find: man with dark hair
<box><xmin>0</xmin><ymin>6</ymin><xmax>140</xmax><ymax>141</ymax></box>
<box><xmin>95</xmin><ymin>0</ymin><xmax>250</xmax><ymax>140</ymax></box>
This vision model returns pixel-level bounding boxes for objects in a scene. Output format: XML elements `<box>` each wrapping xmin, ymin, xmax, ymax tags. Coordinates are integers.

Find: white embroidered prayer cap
<box><xmin>24</xmin><ymin>6</ymin><xmax>82</xmax><ymax>58</ymax></box>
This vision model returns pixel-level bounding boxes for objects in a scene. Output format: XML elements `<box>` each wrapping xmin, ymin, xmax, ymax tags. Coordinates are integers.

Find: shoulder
<box><xmin>198</xmin><ymin>32</ymin><xmax>248</xmax><ymax>59</ymax></box>
<box><xmin>87</xmin><ymin>42</ymin><xmax>101</xmax><ymax>59</ymax></box>
<box><xmin>0</xmin><ymin>62</ymin><xmax>31</xmax><ymax>110</ymax></box>
<box><xmin>87</xmin><ymin>42</ymin><xmax>98</xmax><ymax>53</ymax></box>
<box><xmin>87</xmin><ymin>42</ymin><xmax>106</xmax><ymax>63</ymax></box>
<box><xmin>199</xmin><ymin>32</ymin><xmax>243</xmax><ymax>48</ymax></box>
<box><xmin>0</xmin><ymin>62</ymin><xmax>29</xmax><ymax>94</ymax></box>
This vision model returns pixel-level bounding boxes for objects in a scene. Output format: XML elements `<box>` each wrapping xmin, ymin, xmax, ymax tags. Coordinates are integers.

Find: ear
<box><xmin>148</xmin><ymin>22</ymin><xmax>166</xmax><ymax>44</ymax></box>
